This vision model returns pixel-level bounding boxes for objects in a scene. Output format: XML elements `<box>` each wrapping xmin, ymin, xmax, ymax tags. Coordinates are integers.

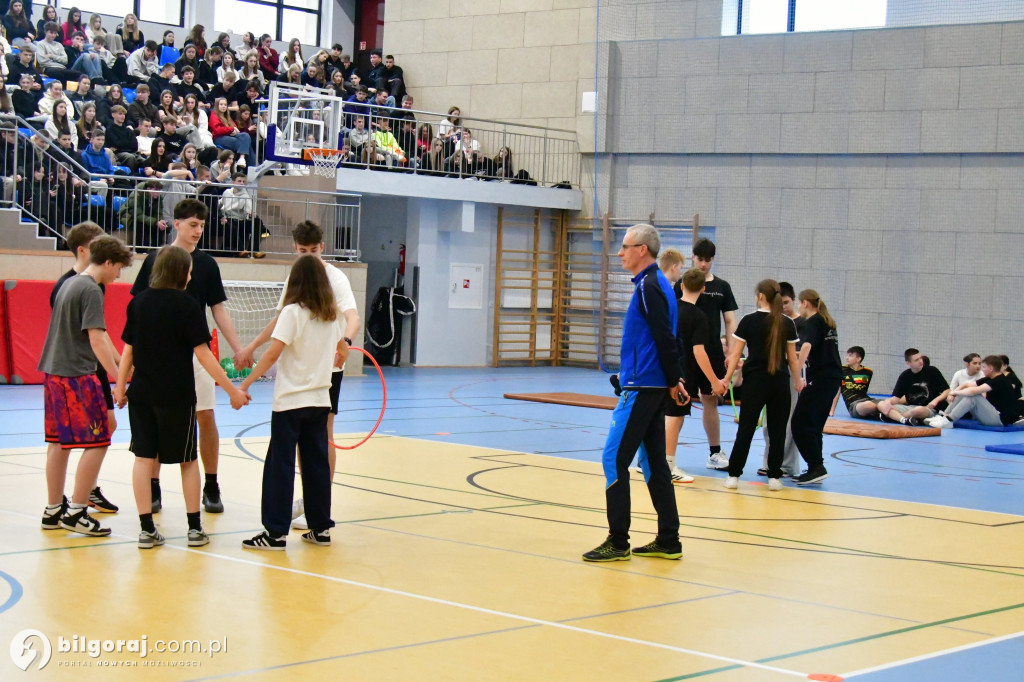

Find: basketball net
<box><xmin>308</xmin><ymin>149</ymin><xmax>343</xmax><ymax>178</ymax></box>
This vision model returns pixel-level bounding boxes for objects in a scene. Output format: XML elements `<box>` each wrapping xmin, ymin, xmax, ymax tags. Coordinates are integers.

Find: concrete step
<box><xmin>0</xmin><ymin>208</ymin><xmax>58</xmax><ymax>251</ymax></box>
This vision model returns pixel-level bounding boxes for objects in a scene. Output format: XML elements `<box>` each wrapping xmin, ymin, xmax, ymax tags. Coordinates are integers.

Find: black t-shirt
<box><xmin>692</xmin><ymin>276</ymin><xmax>737</xmax><ymax>359</ymax></box>
<box><xmin>1005</xmin><ymin>368</ymin><xmax>1022</xmax><ymax>398</ymax></box>
<box><xmin>676</xmin><ymin>300</ymin><xmax>710</xmax><ymax>386</ymax></box>
<box><xmin>893</xmin><ymin>366</ymin><xmax>949</xmax><ymax>407</ymax></box>
<box><xmin>977</xmin><ymin>374</ymin><xmax>1024</xmax><ymax>425</ymax></box>
<box><xmin>799</xmin><ymin>313</ymin><xmax>841</xmax><ymax>378</ymax></box>
<box><xmin>734</xmin><ymin>310</ymin><xmax>798</xmax><ymax>377</ymax></box>
<box><xmin>131</xmin><ymin>247</ymin><xmax>227</xmax><ymax>311</ymax></box>
<box><xmin>51</xmin><ymin>268</ymin><xmax>107</xmax><ymax>379</ymax></box>
<box><xmin>123</xmin><ymin>288</ymin><xmax>211</xmax><ymax>406</ymax></box>
<box><xmin>840</xmin><ymin>365</ymin><xmax>873</xmax><ymax>409</ymax></box>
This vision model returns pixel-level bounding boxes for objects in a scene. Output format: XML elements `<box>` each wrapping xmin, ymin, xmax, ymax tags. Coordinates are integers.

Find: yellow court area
<box><xmin>1</xmin><ymin>435</ymin><xmax>1023</xmax><ymax>680</ymax></box>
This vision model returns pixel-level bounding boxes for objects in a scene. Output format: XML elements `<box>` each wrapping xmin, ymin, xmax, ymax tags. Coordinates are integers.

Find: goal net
<box><xmin>213</xmin><ymin>280</ymin><xmax>285</xmax><ymax>378</ymax></box>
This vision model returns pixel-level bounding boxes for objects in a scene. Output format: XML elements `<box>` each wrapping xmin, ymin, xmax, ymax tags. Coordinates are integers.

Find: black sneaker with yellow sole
<box><xmin>582</xmin><ymin>536</ymin><xmax>631</xmax><ymax>562</ymax></box>
<box><xmin>632</xmin><ymin>539</ymin><xmax>683</xmax><ymax>560</ymax></box>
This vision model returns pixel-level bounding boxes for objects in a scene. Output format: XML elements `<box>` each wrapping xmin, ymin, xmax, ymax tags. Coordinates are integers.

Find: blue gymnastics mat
<box><xmin>952</xmin><ymin>419</ymin><xmax>1024</xmax><ymax>432</ymax></box>
<box><xmin>984</xmin><ymin>443</ymin><xmax>1024</xmax><ymax>455</ymax></box>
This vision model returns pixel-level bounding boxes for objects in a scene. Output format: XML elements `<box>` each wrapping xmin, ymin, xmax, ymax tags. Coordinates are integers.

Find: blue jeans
<box><xmin>71</xmin><ymin>54</ymin><xmax>103</xmax><ymax>79</ymax></box>
<box><xmin>214</xmin><ymin>134</ymin><xmax>252</xmax><ymax>157</ymax></box>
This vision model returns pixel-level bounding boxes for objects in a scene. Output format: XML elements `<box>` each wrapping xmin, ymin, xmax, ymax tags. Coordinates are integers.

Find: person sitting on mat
<box><xmin>950</xmin><ymin>353</ymin><xmax>982</xmax><ymax>391</ymax></box>
<box><xmin>831</xmin><ymin>346</ymin><xmax>878</xmax><ymax>420</ymax></box>
<box><xmin>926</xmin><ymin>356</ymin><xmax>1024</xmax><ymax>429</ymax></box>
<box><xmin>999</xmin><ymin>355</ymin><xmax>1022</xmax><ymax>399</ymax></box>
<box><xmin>876</xmin><ymin>348</ymin><xmax>949</xmax><ymax>426</ymax></box>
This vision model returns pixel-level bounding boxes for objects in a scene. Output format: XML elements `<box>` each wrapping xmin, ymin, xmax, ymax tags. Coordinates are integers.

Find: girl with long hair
<box><xmin>284</xmin><ymin>63</ymin><xmax>302</xmax><ymax>85</ymax></box>
<box><xmin>115</xmin><ymin>244</ymin><xmax>247</xmax><ymax>549</ymax></box>
<box><xmin>184</xmin><ymin>24</ymin><xmax>206</xmax><ymax>57</ymax></box>
<box><xmin>143</xmin><ymin>138</ymin><xmax>171</xmax><ymax>176</ymax></box>
<box><xmin>179</xmin><ymin>143</ymin><xmax>199</xmax><ymax>176</ymax></box>
<box><xmin>240</xmin><ymin>50</ymin><xmax>265</xmax><ymax>89</ymax></box>
<box><xmin>86</xmin><ymin>13</ymin><xmax>104</xmax><ymax>41</ymax></box>
<box><xmin>282</xmin><ymin>38</ymin><xmax>303</xmax><ymax>70</ymax></box>
<box><xmin>96</xmin><ymin>83</ymin><xmax>124</xmax><ymax>127</ymax></box>
<box><xmin>180</xmin><ymin>93</ymin><xmax>214</xmax><ymax>149</ymax></box>
<box><xmin>209</xmin><ymin>97</ymin><xmax>252</xmax><ymax>165</ymax></box>
<box><xmin>722</xmin><ymin>279</ymin><xmax>802</xmax><ymax>491</ymax></box>
<box><xmin>36</xmin><ymin>5</ymin><xmax>59</xmax><ymax>42</ymax></box>
<box><xmin>61</xmin><ymin>6</ymin><xmax>84</xmax><ymax>47</ymax></box>
<box><xmin>46</xmin><ymin>100</ymin><xmax>78</xmax><ymax>149</ymax></box>
<box><xmin>158</xmin><ymin>89</ymin><xmax>179</xmax><ymax>124</ymax></box>
<box><xmin>217</xmin><ymin>50</ymin><xmax>238</xmax><ymax>83</ymax></box>
<box><xmin>239</xmin><ymin>255</ymin><xmax>346</xmax><ymax>551</ymax></box>
<box><xmin>789</xmin><ymin>289</ymin><xmax>842</xmax><ymax>484</ymax></box>
<box><xmin>494</xmin><ymin>146</ymin><xmax>514</xmax><ymax>179</ymax></box>
<box><xmin>4</xmin><ymin>0</ymin><xmax>34</xmax><ymax>46</ymax></box>
<box><xmin>75</xmin><ymin>102</ymin><xmax>100</xmax><ymax>150</ymax></box>
<box><xmin>116</xmin><ymin>13</ymin><xmax>143</xmax><ymax>55</ymax></box>
<box><xmin>68</xmin><ymin>74</ymin><xmax>96</xmax><ymax>112</ymax></box>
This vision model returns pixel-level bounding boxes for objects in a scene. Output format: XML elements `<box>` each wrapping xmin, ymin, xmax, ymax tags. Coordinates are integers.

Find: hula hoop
<box><xmin>329</xmin><ymin>346</ymin><xmax>387</xmax><ymax>451</ymax></box>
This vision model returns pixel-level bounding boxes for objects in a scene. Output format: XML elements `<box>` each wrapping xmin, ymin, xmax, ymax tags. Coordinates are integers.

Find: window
<box><xmin>794</xmin><ymin>0</ymin><xmax>886</xmax><ymax>32</ymax></box>
<box><xmin>212</xmin><ymin>0</ymin><xmax>323</xmax><ymax>45</ymax></box>
<box><xmin>741</xmin><ymin>0</ymin><xmax>790</xmax><ymax>35</ymax></box>
<box><xmin>58</xmin><ymin>0</ymin><xmax>185</xmax><ymax>27</ymax></box>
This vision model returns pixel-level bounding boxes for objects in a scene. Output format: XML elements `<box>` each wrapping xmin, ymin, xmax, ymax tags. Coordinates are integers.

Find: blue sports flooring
<box><xmin>1</xmin><ymin>365</ymin><xmax>1021</xmax><ymax>680</ymax></box>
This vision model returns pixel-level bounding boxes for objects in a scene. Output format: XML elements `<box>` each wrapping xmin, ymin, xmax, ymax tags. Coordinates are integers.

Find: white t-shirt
<box><xmin>277</xmin><ymin>261</ymin><xmax>357</xmax><ymax>372</ymax></box>
<box><xmin>271</xmin><ymin>303</ymin><xmax>343</xmax><ymax>412</ymax></box>
<box><xmin>950</xmin><ymin>368</ymin><xmax>982</xmax><ymax>390</ymax></box>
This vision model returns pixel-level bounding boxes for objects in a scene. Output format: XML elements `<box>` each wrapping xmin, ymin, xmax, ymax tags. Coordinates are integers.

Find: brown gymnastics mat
<box><xmin>503</xmin><ymin>393</ymin><xmax>941</xmax><ymax>438</ymax></box>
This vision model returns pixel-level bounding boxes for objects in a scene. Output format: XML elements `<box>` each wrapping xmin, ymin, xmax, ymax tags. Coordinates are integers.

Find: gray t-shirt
<box><xmin>38</xmin><ymin>274</ymin><xmax>107</xmax><ymax>377</ymax></box>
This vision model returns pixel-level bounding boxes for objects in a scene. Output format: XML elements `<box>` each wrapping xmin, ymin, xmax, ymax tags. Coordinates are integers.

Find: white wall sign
<box><xmin>449</xmin><ymin>263</ymin><xmax>484</xmax><ymax>309</ymax></box>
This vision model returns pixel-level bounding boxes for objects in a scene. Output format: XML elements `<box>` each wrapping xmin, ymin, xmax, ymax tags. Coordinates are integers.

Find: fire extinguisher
<box><xmin>398</xmin><ymin>243</ymin><xmax>406</xmax><ymax>277</ymax></box>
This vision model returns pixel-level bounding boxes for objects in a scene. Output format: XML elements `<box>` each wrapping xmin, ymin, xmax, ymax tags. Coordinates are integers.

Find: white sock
<box><xmin>667</xmin><ymin>455</ymin><xmax>676</xmax><ymax>470</ymax></box>
<box><xmin>68</xmin><ymin>502</ymin><xmax>86</xmax><ymax>511</ymax></box>
<box><xmin>45</xmin><ymin>503</ymin><xmax>62</xmax><ymax>512</ymax></box>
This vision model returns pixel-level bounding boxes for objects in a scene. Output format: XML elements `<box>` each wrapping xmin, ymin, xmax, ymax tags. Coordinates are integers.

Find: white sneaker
<box><xmin>292</xmin><ymin>498</ymin><xmax>305</xmax><ymax>520</ymax></box>
<box><xmin>671</xmin><ymin>467</ymin><xmax>694</xmax><ymax>484</ymax></box>
<box><xmin>707</xmin><ymin>453</ymin><xmax>730</xmax><ymax>470</ymax></box>
<box><xmin>767</xmin><ymin>478</ymin><xmax>783</xmax><ymax>492</ymax></box>
<box><xmin>291</xmin><ymin>514</ymin><xmax>309</xmax><ymax>530</ymax></box>
<box><xmin>926</xmin><ymin>415</ymin><xmax>953</xmax><ymax>429</ymax></box>
<box><xmin>633</xmin><ymin>466</ymin><xmax>644</xmax><ymax>474</ymax></box>
<box><xmin>723</xmin><ymin>476</ymin><xmax>739</xmax><ymax>489</ymax></box>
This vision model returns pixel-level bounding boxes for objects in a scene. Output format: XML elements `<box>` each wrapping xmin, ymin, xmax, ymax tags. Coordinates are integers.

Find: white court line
<box><xmin>164</xmin><ymin>543</ymin><xmax>809</xmax><ymax>679</ymax></box>
<box><xmin>841</xmin><ymin>629</ymin><xmax>1024</xmax><ymax>678</ymax></box>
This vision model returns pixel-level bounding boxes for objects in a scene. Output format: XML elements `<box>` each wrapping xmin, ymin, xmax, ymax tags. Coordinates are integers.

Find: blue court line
<box><xmin>0</xmin><ymin>569</ymin><xmax>24</xmax><ymax>614</ymax></box>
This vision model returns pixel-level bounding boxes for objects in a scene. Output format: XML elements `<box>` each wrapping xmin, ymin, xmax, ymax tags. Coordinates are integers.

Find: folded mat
<box><xmin>953</xmin><ymin>419</ymin><xmax>1024</xmax><ymax>432</ymax></box>
<box><xmin>984</xmin><ymin>443</ymin><xmax>1024</xmax><ymax>455</ymax></box>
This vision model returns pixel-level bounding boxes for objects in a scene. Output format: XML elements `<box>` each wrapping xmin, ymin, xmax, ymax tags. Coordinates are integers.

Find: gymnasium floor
<box><xmin>0</xmin><ymin>366</ymin><xmax>1022</xmax><ymax>680</ymax></box>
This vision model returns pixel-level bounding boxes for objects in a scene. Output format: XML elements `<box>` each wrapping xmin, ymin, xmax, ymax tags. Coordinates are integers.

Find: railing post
<box><xmin>541</xmin><ymin>129</ymin><xmax>549</xmax><ymax>185</ymax></box>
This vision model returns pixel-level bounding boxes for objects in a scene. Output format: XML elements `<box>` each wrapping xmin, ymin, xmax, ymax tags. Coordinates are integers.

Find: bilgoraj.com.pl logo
<box><xmin>10</xmin><ymin>630</ymin><xmax>51</xmax><ymax>671</ymax></box>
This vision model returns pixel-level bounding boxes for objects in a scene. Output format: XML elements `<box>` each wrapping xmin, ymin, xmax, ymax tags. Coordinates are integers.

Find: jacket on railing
<box><xmin>80</xmin><ymin>145</ymin><xmax>113</xmax><ymax>175</ymax></box>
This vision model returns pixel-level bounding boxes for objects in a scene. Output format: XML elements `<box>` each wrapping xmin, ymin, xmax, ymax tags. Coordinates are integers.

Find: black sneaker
<box><xmin>41</xmin><ymin>496</ymin><xmax>68</xmax><ymax>530</ymax></box>
<box><xmin>152</xmin><ymin>485</ymin><xmax>162</xmax><ymax>513</ymax></box>
<box><xmin>203</xmin><ymin>482</ymin><xmax>224</xmax><ymax>513</ymax></box>
<box><xmin>908</xmin><ymin>417</ymin><xmax>927</xmax><ymax>427</ymax></box>
<box><xmin>59</xmin><ymin>508</ymin><xmax>112</xmax><ymax>537</ymax></box>
<box><xmin>632</xmin><ymin>539</ymin><xmax>683</xmax><ymax>560</ymax></box>
<box><xmin>301</xmin><ymin>529</ymin><xmax>331</xmax><ymax>546</ymax></box>
<box><xmin>794</xmin><ymin>468</ymin><xmax>829</xmax><ymax>485</ymax></box>
<box><xmin>88</xmin><ymin>487</ymin><xmax>118</xmax><ymax>513</ymax></box>
<box><xmin>582</xmin><ymin>536</ymin><xmax>630</xmax><ymax>562</ymax></box>
<box><xmin>879</xmin><ymin>413</ymin><xmax>899</xmax><ymax>424</ymax></box>
<box><xmin>756</xmin><ymin>467</ymin><xmax>768</xmax><ymax>476</ymax></box>
<box><xmin>242</xmin><ymin>531</ymin><xmax>286</xmax><ymax>551</ymax></box>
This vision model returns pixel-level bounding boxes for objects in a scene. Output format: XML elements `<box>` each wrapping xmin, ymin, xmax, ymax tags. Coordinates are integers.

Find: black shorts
<box><xmin>329</xmin><ymin>371</ymin><xmax>344</xmax><ymax>414</ymax></box>
<box><xmin>96</xmin><ymin>369</ymin><xmax>113</xmax><ymax>410</ymax></box>
<box><xmin>697</xmin><ymin>352</ymin><xmax>727</xmax><ymax>395</ymax></box>
<box><xmin>665</xmin><ymin>381</ymin><xmax>696</xmax><ymax>417</ymax></box>
<box><xmin>128</xmin><ymin>402</ymin><xmax>198</xmax><ymax>464</ymax></box>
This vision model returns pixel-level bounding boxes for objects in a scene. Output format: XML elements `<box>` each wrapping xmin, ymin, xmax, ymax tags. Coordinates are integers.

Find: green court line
<box><xmin>655</xmin><ymin>600</ymin><xmax>1024</xmax><ymax>681</ymax></box>
<box><xmin>836</xmin><ymin>452</ymin><xmax>1024</xmax><ymax>479</ymax></box>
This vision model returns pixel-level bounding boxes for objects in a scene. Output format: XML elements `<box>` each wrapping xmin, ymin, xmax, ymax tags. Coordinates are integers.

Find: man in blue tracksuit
<box><xmin>583</xmin><ymin>224</ymin><xmax>688</xmax><ymax>562</ymax></box>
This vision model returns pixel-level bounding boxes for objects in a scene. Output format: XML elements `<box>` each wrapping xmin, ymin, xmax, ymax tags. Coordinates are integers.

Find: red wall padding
<box><xmin>0</xmin><ymin>286</ymin><xmax>9</xmax><ymax>384</ymax></box>
<box><xmin>4</xmin><ymin>279</ymin><xmax>132</xmax><ymax>385</ymax></box>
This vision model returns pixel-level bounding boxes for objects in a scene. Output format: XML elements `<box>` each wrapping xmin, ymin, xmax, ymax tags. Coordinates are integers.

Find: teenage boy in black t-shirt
<box><xmin>691</xmin><ymin>238</ymin><xmax>737</xmax><ymax>470</ymax></box>
<box><xmin>831</xmin><ymin>346</ymin><xmax>878</xmax><ymax>419</ymax></box>
<box><xmin>877</xmin><ymin>348</ymin><xmax>950</xmax><ymax>425</ymax></box>
<box><xmin>130</xmin><ymin>199</ymin><xmax>251</xmax><ymax>514</ymax></box>
<box><xmin>927</xmin><ymin>355</ymin><xmax>1024</xmax><ymax>428</ymax></box>
<box><xmin>48</xmin><ymin>221</ymin><xmax>122</xmax><ymax>515</ymax></box>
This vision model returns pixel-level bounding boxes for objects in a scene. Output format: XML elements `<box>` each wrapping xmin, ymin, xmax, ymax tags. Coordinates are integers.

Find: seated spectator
<box><xmin>283</xmin><ymin>63</ymin><xmax>302</xmax><ymax>85</ymax></box>
<box><xmin>179</xmin><ymin>93</ymin><xmax>214</xmax><ymax>151</ymax></box>
<box><xmin>219</xmin><ymin>172</ymin><xmax>264</xmax><ymax>258</ymax></box>
<box><xmin>951</xmin><ymin>353</ymin><xmax>982</xmax><ymax>390</ymax></box>
<box><xmin>86</xmin><ymin>13</ymin><xmax>105</xmax><ymax>43</ymax></box>
<box><xmin>96</xmin><ymin>83</ymin><xmax>126</xmax><ymax>128</ymax></box>
<box><xmin>149</xmin><ymin>64</ymin><xmax>179</xmax><ymax>102</ymax></box>
<box><xmin>12</xmin><ymin>74</ymin><xmax>42</xmax><ymax>119</ymax></box>
<box><xmin>209</xmin><ymin>97</ymin><xmax>252</xmax><ymax>165</ymax></box>
<box><xmin>80</xmin><ymin>128</ymin><xmax>114</xmax><ymax>176</ymax></box>
<box><xmin>119</xmin><ymin>179</ymin><xmax>166</xmax><ymax>248</ymax></box>
<box><xmin>134</xmin><ymin>117</ymin><xmax>155</xmax><ymax>157</ymax></box>
<box><xmin>999</xmin><ymin>355</ymin><xmax>1022</xmax><ymax>397</ymax></box>
<box><xmin>876</xmin><ymin>348</ymin><xmax>950</xmax><ymax>425</ymax></box>
<box><xmin>8</xmin><ymin>45</ymin><xmax>44</xmax><ymax>92</ymax></box>
<box><xmin>493</xmin><ymin>146</ymin><xmax>514</xmax><ymax>180</ymax></box>
<box><xmin>364</xmin><ymin>49</ymin><xmax>385</xmax><ymax>93</ymax></box>
<box><xmin>927</xmin><ymin>356</ymin><xmax>1024</xmax><ymax>428</ymax></box>
<box><xmin>194</xmin><ymin>165</ymin><xmax>224</xmax><ymax>251</ymax></box>
<box><xmin>90</xmin><ymin>36</ymin><xmax>124</xmax><ymax>88</ymax></box>
<box><xmin>347</xmin><ymin>116</ymin><xmax>369</xmax><ymax>158</ymax></box>
<box><xmin>214</xmin><ymin>33</ymin><xmax>235</xmax><ymax>60</ymax></box>
<box><xmin>75</xmin><ymin>103</ymin><xmax>101</xmax><ymax>151</ymax></box>
<box><xmin>239</xmin><ymin>51</ymin><xmax>266</xmax><ymax>90</ymax></box>
<box><xmin>282</xmin><ymin>38</ymin><xmax>303</xmax><ymax>73</ymax></box>
<box><xmin>116</xmin><ymin>13</ymin><xmax>145</xmax><ymax>56</ymax></box>
<box><xmin>236</xmin><ymin>105</ymin><xmax>258</xmax><ymax>159</ymax></box>
<box><xmin>183</xmin><ymin>24</ymin><xmax>206</xmax><ymax>59</ymax></box>
<box><xmin>158</xmin><ymin>117</ymin><xmax>187</xmax><ymax>158</ymax></box>
<box><xmin>829</xmin><ymin>346</ymin><xmax>877</xmax><ymax>419</ymax></box>
<box><xmin>437</xmin><ymin>106</ymin><xmax>462</xmax><ymax>156</ymax></box>
<box><xmin>66</xmin><ymin>30</ymin><xmax>103</xmax><ymax>81</ymax></box>
<box><xmin>208</xmin><ymin>71</ymin><xmax>244</xmax><ymax>105</ymax></box>
<box><xmin>60</xmin><ymin>7</ymin><xmax>85</xmax><ymax>48</ymax></box>
<box><xmin>175</xmin><ymin>44</ymin><xmax>200</xmax><ymax>78</ymax></box>
<box><xmin>176</xmin><ymin>66</ymin><xmax>207</xmax><ymax>106</ymax></box>
<box><xmin>209</xmin><ymin>149</ymin><xmax>236</xmax><ymax>183</ymax></box>
<box><xmin>400</xmin><ymin>94</ymin><xmax>416</xmax><ymax>118</ymax></box>
<box><xmin>396</xmin><ymin>117</ymin><xmax>417</xmax><ymax>165</ymax></box>
<box><xmin>38</xmin><ymin>80</ymin><xmax>76</xmax><ymax>119</ymax></box>
<box><xmin>36</xmin><ymin>5</ymin><xmax>60</xmax><ymax>44</ymax></box>
<box><xmin>339</xmin><ymin>53</ymin><xmax>357</xmax><ymax>81</ymax></box>
<box><xmin>4</xmin><ymin>1</ymin><xmax>35</xmax><ymax>48</ymax></box>
<box><xmin>142</xmin><ymin>132</ymin><xmax>172</xmax><ymax>175</ymax></box>
<box><xmin>237</xmin><ymin>80</ymin><xmax>262</xmax><ymax>112</ymax></box>
<box><xmin>236</xmin><ymin>32</ymin><xmax>258</xmax><ymax>57</ymax></box>
<box><xmin>127</xmin><ymin>40</ymin><xmax>159</xmax><ymax>83</ymax></box>
<box><xmin>369</xmin><ymin>88</ymin><xmax>395</xmax><ymax>124</ymax></box>
<box><xmin>104</xmin><ymin>105</ymin><xmax>142</xmax><ymax>168</ymax></box>
<box><xmin>257</xmin><ymin>34</ymin><xmax>280</xmax><ymax>81</ymax></box>
<box><xmin>414</xmin><ymin>123</ymin><xmax>432</xmax><ymax>161</ymax></box>
<box><xmin>343</xmin><ymin>72</ymin><xmax>362</xmax><ymax>97</ymax></box>
<box><xmin>68</xmin><ymin>74</ymin><xmax>97</xmax><ymax>116</ymax></box>
<box><xmin>44</xmin><ymin>100</ymin><xmax>78</xmax><ymax>149</ymax></box>
<box><xmin>217</xmin><ymin>50</ymin><xmax>239</xmax><ymax>83</ymax></box>
<box><xmin>1</xmin><ymin>125</ymin><xmax>28</xmax><ymax>203</ymax></box>
<box><xmin>127</xmin><ymin>84</ymin><xmax>160</xmax><ymax>131</ymax></box>
<box><xmin>160</xmin><ymin>161</ymin><xmax>196</xmax><ymax>225</ymax></box>
<box><xmin>343</xmin><ymin>86</ymin><xmax>372</xmax><ymax>128</ymax></box>
<box><xmin>159</xmin><ymin>30</ymin><xmax>179</xmax><ymax>67</ymax></box>
<box><xmin>367</xmin><ymin>117</ymin><xmax>405</xmax><ymax>167</ymax></box>
<box><xmin>301</xmin><ymin>63</ymin><xmax>323</xmax><ymax>88</ymax></box>
<box><xmin>328</xmin><ymin>68</ymin><xmax>347</xmax><ymax>98</ymax></box>
<box><xmin>49</xmin><ymin>163</ymin><xmax>86</xmax><ymax>228</ymax></box>
<box><xmin>179</xmin><ymin>143</ymin><xmax>200</xmax><ymax>175</ymax></box>
<box><xmin>0</xmin><ymin>82</ymin><xmax>11</xmax><ymax>115</ymax></box>
<box><xmin>324</xmin><ymin>43</ymin><xmax>345</xmax><ymax>77</ymax></box>
<box><xmin>419</xmin><ymin>137</ymin><xmax>447</xmax><ymax>176</ymax></box>
<box><xmin>382</xmin><ymin>54</ymin><xmax>405</xmax><ymax>103</ymax></box>
<box><xmin>37</xmin><ymin>22</ymin><xmax>77</xmax><ymax>80</ymax></box>
<box><xmin>447</xmin><ymin>128</ymin><xmax>483</xmax><ymax>176</ymax></box>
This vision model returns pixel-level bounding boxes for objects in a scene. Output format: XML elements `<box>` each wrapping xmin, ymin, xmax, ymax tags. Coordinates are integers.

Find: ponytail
<box><xmin>798</xmin><ymin>288</ymin><xmax>836</xmax><ymax>329</ymax></box>
<box><xmin>757</xmin><ymin>279</ymin><xmax>785</xmax><ymax>375</ymax></box>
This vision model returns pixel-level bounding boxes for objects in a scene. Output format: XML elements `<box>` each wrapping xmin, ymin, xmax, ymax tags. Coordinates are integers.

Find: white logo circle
<box><xmin>10</xmin><ymin>630</ymin><xmax>51</xmax><ymax>672</ymax></box>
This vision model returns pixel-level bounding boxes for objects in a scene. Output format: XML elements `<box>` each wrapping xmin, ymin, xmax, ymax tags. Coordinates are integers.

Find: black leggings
<box><xmin>791</xmin><ymin>372</ymin><xmax>842</xmax><ymax>470</ymax></box>
<box><xmin>727</xmin><ymin>371</ymin><xmax>791</xmax><ymax>478</ymax></box>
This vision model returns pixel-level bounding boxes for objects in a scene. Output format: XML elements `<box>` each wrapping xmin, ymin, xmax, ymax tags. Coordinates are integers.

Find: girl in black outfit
<box><xmin>3</xmin><ymin>0</ymin><xmax>35</xmax><ymax>45</ymax></box>
<box><xmin>143</xmin><ymin>138</ymin><xmax>171</xmax><ymax>176</ymax></box>
<box><xmin>723</xmin><ymin>279</ymin><xmax>801</xmax><ymax>491</ymax></box>
<box><xmin>790</xmin><ymin>289</ymin><xmax>842</xmax><ymax>485</ymax></box>
<box><xmin>36</xmin><ymin>5</ymin><xmax>57</xmax><ymax>42</ymax></box>
<box><xmin>96</xmin><ymin>84</ymin><xmax>125</xmax><ymax>128</ymax></box>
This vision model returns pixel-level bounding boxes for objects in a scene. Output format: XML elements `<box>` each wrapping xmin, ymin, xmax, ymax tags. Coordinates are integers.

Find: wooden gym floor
<box><xmin>0</xmin><ymin>367</ymin><xmax>1022</xmax><ymax>680</ymax></box>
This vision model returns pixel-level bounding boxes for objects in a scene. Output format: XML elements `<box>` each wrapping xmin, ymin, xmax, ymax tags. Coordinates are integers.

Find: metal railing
<box><xmin>1</xmin><ymin>114</ymin><xmax>361</xmax><ymax>259</ymax></box>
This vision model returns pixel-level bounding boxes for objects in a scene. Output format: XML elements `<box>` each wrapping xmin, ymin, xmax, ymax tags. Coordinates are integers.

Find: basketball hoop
<box><xmin>307</xmin><ymin>149</ymin><xmax>343</xmax><ymax>178</ymax></box>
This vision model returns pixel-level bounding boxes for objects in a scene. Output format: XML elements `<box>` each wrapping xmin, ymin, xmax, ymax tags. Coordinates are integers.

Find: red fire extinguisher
<box><xmin>398</xmin><ymin>243</ymin><xmax>406</xmax><ymax>277</ymax></box>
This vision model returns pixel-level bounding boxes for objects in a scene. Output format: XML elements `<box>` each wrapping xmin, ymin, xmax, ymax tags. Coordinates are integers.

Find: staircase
<box><xmin>0</xmin><ymin>208</ymin><xmax>58</xmax><ymax>251</ymax></box>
